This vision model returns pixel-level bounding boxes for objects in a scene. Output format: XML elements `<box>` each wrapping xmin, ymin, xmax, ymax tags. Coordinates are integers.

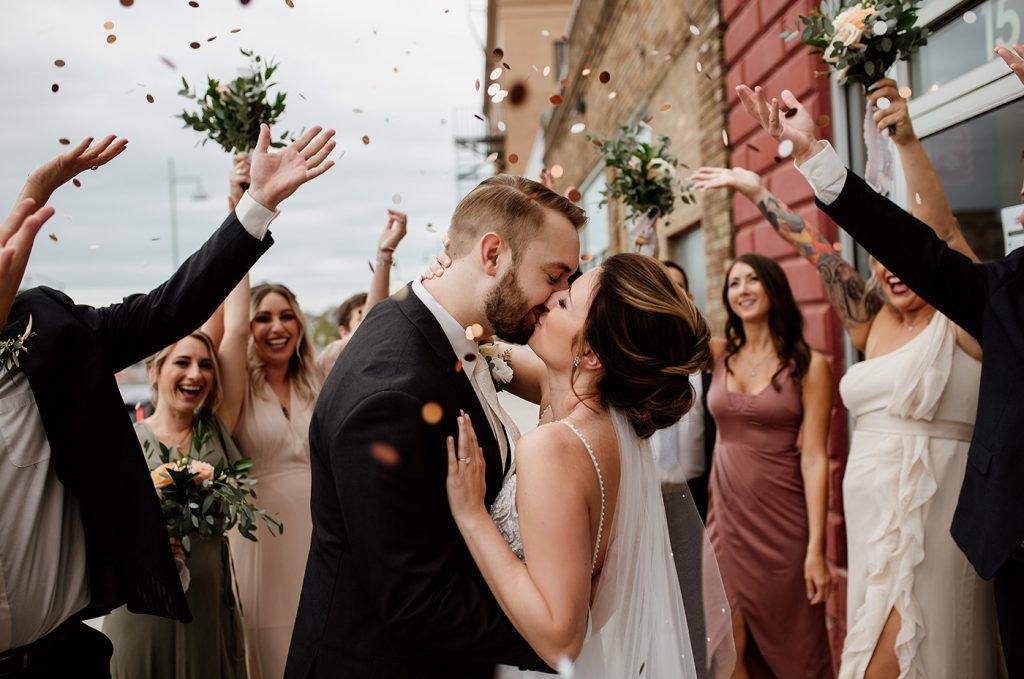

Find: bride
<box><xmin>444</xmin><ymin>253</ymin><xmax>735</xmax><ymax>678</ymax></box>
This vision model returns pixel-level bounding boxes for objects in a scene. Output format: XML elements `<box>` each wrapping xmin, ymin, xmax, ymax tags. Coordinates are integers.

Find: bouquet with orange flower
<box><xmin>788</xmin><ymin>1</ymin><xmax>929</xmax><ymax>87</ymax></box>
<box><xmin>148</xmin><ymin>419</ymin><xmax>282</xmax><ymax>558</ymax></box>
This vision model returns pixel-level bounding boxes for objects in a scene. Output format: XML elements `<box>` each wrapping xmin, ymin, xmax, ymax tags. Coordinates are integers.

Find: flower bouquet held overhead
<box><xmin>177</xmin><ymin>48</ymin><xmax>298</xmax><ymax>186</ymax></box>
<box><xmin>588</xmin><ymin>124</ymin><xmax>694</xmax><ymax>257</ymax></box>
<box><xmin>787</xmin><ymin>1</ymin><xmax>929</xmax><ymax>194</ymax></box>
<box><xmin>149</xmin><ymin>419</ymin><xmax>283</xmax><ymax>591</ymax></box>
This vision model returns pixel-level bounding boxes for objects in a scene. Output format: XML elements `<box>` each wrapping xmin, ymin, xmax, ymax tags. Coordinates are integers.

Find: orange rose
<box><xmin>151</xmin><ymin>462</ymin><xmax>176</xmax><ymax>490</ymax></box>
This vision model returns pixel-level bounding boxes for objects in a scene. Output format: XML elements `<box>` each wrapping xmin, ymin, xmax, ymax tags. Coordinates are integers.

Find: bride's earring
<box><xmin>573</xmin><ymin>356</ymin><xmax>581</xmax><ymax>368</ymax></box>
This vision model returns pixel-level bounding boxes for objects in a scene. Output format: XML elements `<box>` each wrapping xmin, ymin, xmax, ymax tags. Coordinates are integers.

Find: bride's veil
<box><xmin>571</xmin><ymin>408</ymin><xmax>735</xmax><ymax>678</ymax></box>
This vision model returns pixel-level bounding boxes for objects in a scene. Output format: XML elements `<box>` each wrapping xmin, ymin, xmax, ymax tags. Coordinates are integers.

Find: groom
<box><xmin>286</xmin><ymin>175</ymin><xmax>585</xmax><ymax>678</ymax></box>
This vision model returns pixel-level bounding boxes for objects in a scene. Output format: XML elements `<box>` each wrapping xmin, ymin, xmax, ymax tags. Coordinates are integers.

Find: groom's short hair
<box><xmin>447</xmin><ymin>175</ymin><xmax>586</xmax><ymax>260</ymax></box>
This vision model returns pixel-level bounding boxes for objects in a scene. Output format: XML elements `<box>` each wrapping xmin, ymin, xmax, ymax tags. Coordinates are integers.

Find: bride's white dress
<box><xmin>488</xmin><ymin>410</ymin><xmax>733</xmax><ymax>679</ymax></box>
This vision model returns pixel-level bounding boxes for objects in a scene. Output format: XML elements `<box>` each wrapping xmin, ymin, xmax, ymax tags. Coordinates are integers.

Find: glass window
<box><xmin>580</xmin><ymin>173</ymin><xmax>610</xmax><ymax>270</ymax></box>
<box><xmin>910</xmin><ymin>0</ymin><xmax>1024</xmax><ymax>93</ymax></box>
<box><xmin>667</xmin><ymin>225</ymin><xmax>707</xmax><ymax>315</ymax></box>
<box><xmin>920</xmin><ymin>97</ymin><xmax>1024</xmax><ymax>259</ymax></box>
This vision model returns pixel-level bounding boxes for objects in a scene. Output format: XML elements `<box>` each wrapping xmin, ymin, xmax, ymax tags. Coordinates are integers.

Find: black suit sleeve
<box><xmin>81</xmin><ymin>213</ymin><xmax>272</xmax><ymax>371</ymax></box>
<box><xmin>331</xmin><ymin>388</ymin><xmax>547</xmax><ymax>670</ymax></box>
<box><xmin>820</xmin><ymin>170</ymin><xmax>1006</xmax><ymax>340</ymax></box>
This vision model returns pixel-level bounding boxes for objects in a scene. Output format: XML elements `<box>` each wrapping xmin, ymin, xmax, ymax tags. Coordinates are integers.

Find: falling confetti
<box><xmin>570</xmin><ymin>122</ymin><xmax>586</xmax><ymax>134</ymax></box>
<box><xmin>833</xmin><ymin>242</ymin><xmax>842</xmax><ymax>251</ymax></box>
<box><xmin>722</xmin><ymin>130</ymin><xmax>729</xmax><ymax>147</ymax></box>
<box><xmin>876</xmin><ymin>97</ymin><xmax>891</xmax><ymax>110</ymax></box>
<box><xmin>872</xmin><ymin>20</ymin><xmax>888</xmax><ymax>35</ymax></box>
<box><xmin>914</xmin><ymin>193</ymin><xmax>922</xmax><ymax>205</ymax></box>
<box><xmin>541</xmin><ymin>29</ymin><xmax>550</xmax><ymax>37</ymax></box>
<box><xmin>550</xmin><ymin>165</ymin><xmax>564</xmax><ymax>179</ymax></box>
<box><xmin>103</xmin><ymin>21</ymin><xmax>115</xmax><ymax>29</ymax></box>
<box><xmin>486</xmin><ymin>152</ymin><xmax>498</xmax><ymax>162</ymax></box>
<box><xmin>777</xmin><ymin>139</ymin><xmax>794</xmax><ymax>158</ymax></box>
<box><xmin>421</xmin><ymin>403</ymin><xmax>444</xmax><ymax>425</ymax></box>
<box><xmin>207</xmin><ymin>36</ymin><xmax>217</xmax><ymax>42</ymax></box>
<box><xmin>581</xmin><ymin>68</ymin><xmax>591</xmax><ymax>77</ymax></box>
<box><xmin>89</xmin><ymin>244</ymin><xmax>100</xmax><ymax>250</ymax></box>
<box><xmin>474</xmin><ymin>113</ymin><xmax>484</xmax><ymax>121</ymax></box>
<box><xmin>474</xmin><ymin>79</ymin><xmax>480</xmax><ymax>91</ymax></box>
<box><xmin>643</xmin><ymin>114</ymin><xmax>654</xmax><ymax>124</ymax></box>
<box><xmin>549</xmin><ymin>94</ymin><xmax>564</xmax><ymax>105</ymax></box>
<box><xmin>370</xmin><ymin>443</ymin><xmax>400</xmax><ymax>467</ymax></box>
<box><xmin>543</xmin><ymin>65</ymin><xmax>551</xmax><ymax>77</ymax></box>
<box><xmin>508</xmin><ymin>153</ymin><xmax>519</xmax><ymax>164</ymax></box>
<box><xmin>337</xmin><ymin>150</ymin><xmax>346</xmax><ymax>160</ymax></box>
<box><xmin>599</xmin><ymin>71</ymin><xmax>610</xmax><ymax>83</ymax></box>
<box><xmin>591</xmin><ymin>139</ymin><xmax>604</xmax><ymax>148</ymax></box>
<box><xmin>51</xmin><ymin>84</ymin><xmax>59</xmax><ymax>93</ymax></box>
<box><xmin>146</xmin><ymin>93</ymin><xmax>154</xmax><ymax>103</ymax></box>
<box><xmin>72</xmin><ymin>178</ymin><xmax>81</xmax><ymax>187</ymax></box>
<box><xmin>567</xmin><ymin>187</ymin><xmax>582</xmax><ymax>202</ymax></box>
<box><xmin>815</xmin><ymin>114</ymin><xmax>831</xmax><ymax>127</ymax></box>
<box><xmin>489</xmin><ymin>67</ymin><xmax>503</xmax><ymax>80</ymax></box>
<box><xmin>492</xmin><ymin>47</ymin><xmax>504</xmax><ymax>60</ymax></box>
<box><xmin>352</xmin><ymin>107</ymin><xmax>363</xmax><ymax>113</ymax></box>
<box><xmin>580</xmin><ymin>253</ymin><xmax>593</xmax><ymax>262</ymax></box>
<box><xmin>963</xmin><ymin>10</ymin><xmax>977</xmax><ymax>24</ymax></box>
<box><xmin>608</xmin><ymin>91</ymin><xmax>617</xmax><ymax>99</ymax></box>
<box><xmin>120</xmin><ymin>0</ymin><xmax>133</xmax><ymax>5</ymax></box>
<box><xmin>285</xmin><ymin>0</ymin><xmax>295</xmax><ymax>7</ymax></box>
<box><xmin>502</xmin><ymin>62</ymin><xmax>511</xmax><ymax>70</ymax></box>
<box><xmin>107</xmin><ymin>34</ymin><xmax>118</xmax><ymax>44</ymax></box>
<box><xmin>188</xmin><ymin>1</ymin><xmax>199</xmax><ymax>6</ymax></box>
<box><xmin>190</xmin><ymin>41</ymin><xmax>201</xmax><ymax>49</ymax></box>
<box><xmin>48</xmin><ymin>233</ymin><xmax>58</xmax><ymax>242</ymax></box>
<box><xmin>659</xmin><ymin>103</ymin><xmax>672</xmax><ymax>112</ymax></box>
<box><xmin>230</xmin><ymin>28</ymin><xmax>241</xmax><ymax>33</ymax></box>
<box><xmin>454</xmin><ymin>359</ymin><xmax>463</xmax><ymax>373</ymax></box>
<box><xmin>746</xmin><ymin>143</ymin><xmax>760</xmax><ymax>152</ymax></box>
<box><xmin>689</xmin><ymin>25</ymin><xmax>701</xmax><ymax>36</ymax></box>
<box><xmin>696</xmin><ymin>61</ymin><xmax>703</xmax><ymax>73</ymax></box>
<box><xmin>361</xmin><ymin>135</ymin><xmax>370</xmax><ymax>145</ymax></box>
<box><xmin>392</xmin><ymin>194</ymin><xmax>402</xmax><ymax>204</ymax></box>
<box><xmin>898</xmin><ymin>86</ymin><xmax>913</xmax><ymax>99</ymax></box>
<box><xmin>487</xmin><ymin>83</ymin><xmax>500</xmax><ymax>96</ymax></box>
<box><xmin>465</xmin><ymin>323</ymin><xmax>484</xmax><ymax>340</ymax></box>
<box><xmin>426</xmin><ymin>223</ymin><xmax>436</xmax><ymax>232</ymax></box>
<box><xmin>58</xmin><ymin>138</ymin><xmax>71</xmax><ymax>145</ymax></box>
<box><xmin>160</xmin><ymin>56</ymin><xmax>176</xmax><ymax>69</ymax></box>
<box><xmin>54</xmin><ymin>59</ymin><xmax>66</xmax><ymax>67</ymax></box>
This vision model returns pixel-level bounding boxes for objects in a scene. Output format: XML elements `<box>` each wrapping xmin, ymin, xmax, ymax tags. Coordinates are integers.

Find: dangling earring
<box><xmin>573</xmin><ymin>356</ymin><xmax>581</xmax><ymax>368</ymax></box>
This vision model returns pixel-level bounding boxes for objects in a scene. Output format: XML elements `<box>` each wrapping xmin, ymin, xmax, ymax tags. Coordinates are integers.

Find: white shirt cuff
<box><xmin>795</xmin><ymin>141</ymin><xmax>847</xmax><ymax>206</ymax></box>
<box><xmin>234</xmin><ymin>192</ymin><xmax>279</xmax><ymax>241</ymax></box>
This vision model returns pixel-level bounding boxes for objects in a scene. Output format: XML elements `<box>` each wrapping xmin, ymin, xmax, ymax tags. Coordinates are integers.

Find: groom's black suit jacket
<box><xmin>286</xmin><ymin>285</ymin><xmax>546</xmax><ymax>679</ymax></box>
<box><xmin>0</xmin><ymin>214</ymin><xmax>271</xmax><ymax>624</ymax></box>
<box><xmin>819</xmin><ymin>171</ymin><xmax>1024</xmax><ymax>579</ymax></box>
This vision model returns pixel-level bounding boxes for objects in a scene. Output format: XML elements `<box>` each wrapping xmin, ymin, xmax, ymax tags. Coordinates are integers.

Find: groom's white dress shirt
<box><xmin>412</xmin><ymin>280</ymin><xmax>514</xmax><ymax>471</ymax></box>
<box><xmin>0</xmin><ymin>193</ymin><xmax>276</xmax><ymax>653</ymax></box>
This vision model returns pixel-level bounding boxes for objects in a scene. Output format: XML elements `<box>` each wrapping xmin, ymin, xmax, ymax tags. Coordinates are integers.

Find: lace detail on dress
<box><xmin>487</xmin><ymin>420</ymin><xmax>607</xmax><ymax>573</ymax></box>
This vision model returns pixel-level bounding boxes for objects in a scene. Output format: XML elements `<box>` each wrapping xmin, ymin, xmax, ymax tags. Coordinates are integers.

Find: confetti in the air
<box><xmin>570</xmin><ymin>122</ymin><xmax>586</xmax><ymax>134</ymax></box>
<box><xmin>876</xmin><ymin>97</ymin><xmax>891</xmax><ymax>110</ymax></box>
<box><xmin>489</xmin><ymin>67</ymin><xmax>503</xmax><ymax>80</ymax></box>
<box><xmin>898</xmin><ymin>86</ymin><xmax>913</xmax><ymax>99</ymax></box>
<box><xmin>592</xmin><ymin>139</ymin><xmax>604</xmax><ymax>148</ymax></box>
<box><xmin>486</xmin><ymin>151</ymin><xmax>498</xmax><ymax>162</ymax></box>
<box><xmin>722</xmin><ymin>130</ymin><xmax>729</xmax><ymax>147</ymax></box>
<box><xmin>107</xmin><ymin>35</ymin><xmax>118</xmax><ymax>44</ymax></box>
<box><xmin>541</xmin><ymin>29</ymin><xmax>550</xmax><ymax>37</ymax></box>
<box><xmin>508</xmin><ymin>153</ymin><xmax>519</xmax><ymax>164</ymax></box>
<box><xmin>474</xmin><ymin>79</ymin><xmax>481</xmax><ymax>91</ymax></box>
<box><xmin>51</xmin><ymin>84</ymin><xmax>59</xmax><ymax>93</ymax></box>
<box><xmin>54</xmin><ymin>59</ymin><xmax>66</xmax><ymax>67</ymax></box>
<box><xmin>608</xmin><ymin>91</ymin><xmax>617</xmax><ymax>99</ymax></box>
<box><xmin>146</xmin><ymin>93</ymin><xmax>154</xmax><ymax>103</ymax></box>
<box><xmin>370</xmin><ymin>443</ymin><xmax>399</xmax><ymax>467</ymax></box>
<box><xmin>492</xmin><ymin>47</ymin><xmax>504</xmax><ymax>60</ymax></box>
<box><xmin>567</xmin><ymin>187</ymin><xmax>581</xmax><ymax>202</ymax></box>
<box><xmin>361</xmin><ymin>135</ymin><xmax>370</xmax><ymax>145</ymax></box>
<box><xmin>550</xmin><ymin>165</ymin><xmax>564</xmax><ymax>179</ymax></box>
<box><xmin>190</xmin><ymin>41</ymin><xmax>201</xmax><ymax>49</ymax></box>
<box><xmin>543</xmin><ymin>65</ymin><xmax>551</xmax><ymax>77</ymax></box>
<box><xmin>103</xmin><ymin>21</ymin><xmax>115</xmax><ymax>29</ymax></box>
<box><xmin>914</xmin><ymin>193</ymin><xmax>922</xmax><ymax>205</ymax></box>
<box><xmin>599</xmin><ymin>71</ymin><xmax>610</xmax><ymax>83</ymax></box>
<box><xmin>48</xmin><ymin>233</ymin><xmax>58</xmax><ymax>242</ymax></box>
<box><xmin>815</xmin><ymin>114</ymin><xmax>831</xmax><ymax>127</ymax></box>
<box><xmin>58</xmin><ymin>138</ymin><xmax>70</xmax><ymax>145</ymax></box>
<box><xmin>72</xmin><ymin>178</ymin><xmax>81</xmax><ymax>187</ymax></box>
<box><xmin>487</xmin><ymin>83</ymin><xmax>500</xmax><ymax>96</ymax></box>
<box><xmin>696</xmin><ymin>61</ymin><xmax>703</xmax><ymax>73</ymax></box>
<box><xmin>421</xmin><ymin>403</ymin><xmax>444</xmax><ymax>425</ymax></box>
<box><xmin>549</xmin><ymin>94</ymin><xmax>563</xmax><ymax>105</ymax></box>
<box><xmin>465</xmin><ymin>324</ymin><xmax>484</xmax><ymax>341</ymax></box>
<box><xmin>963</xmin><ymin>10</ymin><xmax>977</xmax><ymax>23</ymax></box>
<box><xmin>580</xmin><ymin>253</ymin><xmax>593</xmax><ymax>262</ymax></box>
<box><xmin>660</xmin><ymin>103</ymin><xmax>672</xmax><ymax>112</ymax></box>
<box><xmin>872</xmin><ymin>20</ymin><xmax>888</xmax><ymax>35</ymax></box>
<box><xmin>160</xmin><ymin>56</ymin><xmax>176</xmax><ymax>69</ymax></box>
<box><xmin>689</xmin><ymin>24</ymin><xmax>701</xmax><ymax>36</ymax></box>
<box><xmin>777</xmin><ymin>139</ymin><xmax>794</xmax><ymax>158</ymax></box>
<box><xmin>833</xmin><ymin>242</ymin><xmax>842</xmax><ymax>251</ymax></box>
<box><xmin>285</xmin><ymin>0</ymin><xmax>295</xmax><ymax>7</ymax></box>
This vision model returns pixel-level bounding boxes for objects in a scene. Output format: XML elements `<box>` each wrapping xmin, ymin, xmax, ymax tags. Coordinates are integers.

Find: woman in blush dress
<box><xmin>693</xmin><ymin>78</ymin><xmax>1004</xmax><ymax>677</ymax></box>
<box><xmin>104</xmin><ymin>331</ymin><xmax>247</xmax><ymax>679</ymax></box>
<box><xmin>706</xmin><ymin>253</ymin><xmax>834</xmax><ymax>679</ymax></box>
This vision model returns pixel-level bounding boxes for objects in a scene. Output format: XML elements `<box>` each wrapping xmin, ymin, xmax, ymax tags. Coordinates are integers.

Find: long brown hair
<box><xmin>146</xmin><ymin>330</ymin><xmax>224</xmax><ymax>412</ymax></box>
<box><xmin>573</xmin><ymin>253</ymin><xmax>712</xmax><ymax>439</ymax></box>
<box><xmin>722</xmin><ymin>253</ymin><xmax>811</xmax><ymax>386</ymax></box>
<box><xmin>249</xmin><ymin>282</ymin><xmax>320</xmax><ymax>405</ymax></box>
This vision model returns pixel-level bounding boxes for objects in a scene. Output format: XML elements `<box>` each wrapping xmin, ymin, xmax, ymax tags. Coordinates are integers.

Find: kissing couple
<box><xmin>285</xmin><ymin>175</ymin><xmax>735</xmax><ymax>678</ymax></box>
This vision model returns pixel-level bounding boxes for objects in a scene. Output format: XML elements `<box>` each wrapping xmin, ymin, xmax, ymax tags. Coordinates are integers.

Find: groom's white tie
<box><xmin>470</xmin><ymin>353</ymin><xmax>521</xmax><ymax>475</ymax></box>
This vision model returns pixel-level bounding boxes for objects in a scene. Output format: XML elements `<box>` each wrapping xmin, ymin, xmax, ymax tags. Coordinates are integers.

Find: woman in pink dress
<box><xmin>706</xmin><ymin>253</ymin><xmax>834</xmax><ymax>678</ymax></box>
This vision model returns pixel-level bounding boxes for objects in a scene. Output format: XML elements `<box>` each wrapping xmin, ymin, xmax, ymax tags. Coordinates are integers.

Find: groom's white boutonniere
<box><xmin>0</xmin><ymin>315</ymin><xmax>34</xmax><ymax>375</ymax></box>
<box><xmin>478</xmin><ymin>342</ymin><xmax>513</xmax><ymax>391</ymax></box>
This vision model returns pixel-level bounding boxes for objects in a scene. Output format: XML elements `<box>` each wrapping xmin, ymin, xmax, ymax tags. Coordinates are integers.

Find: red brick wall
<box><xmin>723</xmin><ymin>0</ymin><xmax>848</xmax><ymax>668</ymax></box>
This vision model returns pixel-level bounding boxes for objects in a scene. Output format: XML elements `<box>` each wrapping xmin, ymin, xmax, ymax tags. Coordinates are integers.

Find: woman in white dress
<box><xmin>444</xmin><ymin>254</ymin><xmax>734</xmax><ymax>678</ymax></box>
<box><xmin>691</xmin><ymin>79</ymin><xmax>1004</xmax><ymax>677</ymax></box>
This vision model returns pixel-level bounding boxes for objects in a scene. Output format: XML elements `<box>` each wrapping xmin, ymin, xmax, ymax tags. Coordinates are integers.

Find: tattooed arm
<box><xmin>691</xmin><ymin>166</ymin><xmax>882</xmax><ymax>350</ymax></box>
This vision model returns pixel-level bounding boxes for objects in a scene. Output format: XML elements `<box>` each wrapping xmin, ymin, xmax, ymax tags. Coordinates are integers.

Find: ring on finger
<box><xmin>458</xmin><ymin>457</ymin><xmax>471</xmax><ymax>464</ymax></box>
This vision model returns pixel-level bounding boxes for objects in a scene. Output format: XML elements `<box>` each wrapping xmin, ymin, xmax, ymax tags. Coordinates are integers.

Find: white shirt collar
<box><xmin>411</xmin><ymin>279</ymin><xmax>481</xmax><ymax>362</ymax></box>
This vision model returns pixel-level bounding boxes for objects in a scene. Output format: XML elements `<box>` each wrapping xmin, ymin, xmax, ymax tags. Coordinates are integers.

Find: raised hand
<box><xmin>445</xmin><ymin>412</ymin><xmax>487</xmax><ymax>523</ymax></box>
<box><xmin>0</xmin><ymin>199</ymin><xmax>55</xmax><ymax>326</ymax></box>
<box><xmin>736</xmin><ymin>85</ymin><xmax>821</xmax><ymax>164</ymax></box>
<box><xmin>228</xmin><ymin>152</ymin><xmax>251</xmax><ymax>211</ymax></box>
<box><xmin>247</xmin><ymin>124</ymin><xmax>336</xmax><ymax>212</ymax></box>
<box><xmin>378</xmin><ymin>210</ymin><xmax>408</xmax><ymax>255</ymax></box>
<box><xmin>866</xmin><ymin>78</ymin><xmax>916</xmax><ymax>146</ymax></box>
<box><xmin>421</xmin><ymin>234</ymin><xmax>452</xmax><ymax>281</ymax></box>
<box><xmin>995</xmin><ymin>43</ymin><xmax>1024</xmax><ymax>85</ymax></box>
<box><xmin>21</xmin><ymin>135</ymin><xmax>128</xmax><ymax>204</ymax></box>
<box><xmin>690</xmin><ymin>166</ymin><xmax>764</xmax><ymax>202</ymax></box>
<box><xmin>538</xmin><ymin>168</ymin><xmax>557</xmax><ymax>191</ymax></box>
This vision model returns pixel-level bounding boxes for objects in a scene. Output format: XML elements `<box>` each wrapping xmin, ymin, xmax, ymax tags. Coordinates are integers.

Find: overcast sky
<box><xmin>0</xmin><ymin>0</ymin><xmax>490</xmax><ymax>313</ymax></box>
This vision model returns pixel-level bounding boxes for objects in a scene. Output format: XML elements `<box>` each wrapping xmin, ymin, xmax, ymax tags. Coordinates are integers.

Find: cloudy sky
<box><xmin>0</xmin><ymin>0</ymin><xmax>490</xmax><ymax>313</ymax></box>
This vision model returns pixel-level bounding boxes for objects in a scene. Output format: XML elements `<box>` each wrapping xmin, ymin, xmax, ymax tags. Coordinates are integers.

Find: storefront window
<box><xmin>667</xmin><ymin>225</ymin><xmax>707</xmax><ymax>314</ymax></box>
<box><xmin>920</xmin><ymin>97</ymin><xmax>1024</xmax><ymax>259</ymax></box>
<box><xmin>579</xmin><ymin>173</ymin><xmax>610</xmax><ymax>270</ymax></box>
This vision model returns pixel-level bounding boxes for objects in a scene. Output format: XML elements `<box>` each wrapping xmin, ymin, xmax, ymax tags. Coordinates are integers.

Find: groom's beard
<box><xmin>485</xmin><ymin>269</ymin><xmax>535</xmax><ymax>345</ymax></box>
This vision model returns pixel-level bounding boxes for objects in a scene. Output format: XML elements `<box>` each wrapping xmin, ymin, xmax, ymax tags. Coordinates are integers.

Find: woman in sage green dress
<box><xmin>104</xmin><ymin>329</ymin><xmax>250</xmax><ymax>679</ymax></box>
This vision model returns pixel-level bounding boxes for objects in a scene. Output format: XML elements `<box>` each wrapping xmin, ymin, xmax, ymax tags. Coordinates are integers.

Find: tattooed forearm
<box><xmin>757</xmin><ymin>195</ymin><xmax>881</xmax><ymax>330</ymax></box>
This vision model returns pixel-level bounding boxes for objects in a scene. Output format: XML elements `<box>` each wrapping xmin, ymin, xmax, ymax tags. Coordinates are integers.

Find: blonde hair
<box><xmin>248</xmin><ymin>282</ymin><xmax>320</xmax><ymax>406</ymax></box>
<box><xmin>447</xmin><ymin>175</ymin><xmax>586</xmax><ymax>260</ymax></box>
<box><xmin>146</xmin><ymin>331</ymin><xmax>224</xmax><ymax>412</ymax></box>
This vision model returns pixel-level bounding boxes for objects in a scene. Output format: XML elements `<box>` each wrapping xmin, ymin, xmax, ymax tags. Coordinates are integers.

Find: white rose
<box><xmin>627</xmin><ymin>155</ymin><xmax>643</xmax><ymax>171</ymax></box>
<box><xmin>489</xmin><ymin>357</ymin><xmax>514</xmax><ymax>384</ymax></box>
<box><xmin>647</xmin><ymin>158</ymin><xmax>676</xmax><ymax>181</ymax></box>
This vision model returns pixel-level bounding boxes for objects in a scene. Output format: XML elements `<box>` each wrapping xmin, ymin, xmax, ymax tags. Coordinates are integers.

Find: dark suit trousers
<box><xmin>996</xmin><ymin>549</ymin><xmax>1024</xmax><ymax>677</ymax></box>
<box><xmin>0</xmin><ymin>621</ymin><xmax>112</xmax><ymax>679</ymax></box>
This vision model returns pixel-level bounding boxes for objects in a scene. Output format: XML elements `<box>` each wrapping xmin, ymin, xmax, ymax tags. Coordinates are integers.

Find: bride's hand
<box><xmin>421</xmin><ymin>235</ymin><xmax>452</xmax><ymax>281</ymax></box>
<box><xmin>446</xmin><ymin>412</ymin><xmax>488</xmax><ymax>522</ymax></box>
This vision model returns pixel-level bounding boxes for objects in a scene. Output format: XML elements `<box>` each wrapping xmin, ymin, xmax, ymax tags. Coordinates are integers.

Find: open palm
<box><xmin>248</xmin><ymin>124</ymin><xmax>336</xmax><ymax>211</ymax></box>
<box><xmin>690</xmin><ymin>166</ymin><xmax>763</xmax><ymax>200</ymax></box>
<box><xmin>736</xmin><ymin>85</ymin><xmax>818</xmax><ymax>161</ymax></box>
<box><xmin>28</xmin><ymin>135</ymin><xmax>128</xmax><ymax>193</ymax></box>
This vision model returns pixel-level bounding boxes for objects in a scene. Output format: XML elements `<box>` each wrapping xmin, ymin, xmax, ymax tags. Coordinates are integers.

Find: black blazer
<box><xmin>0</xmin><ymin>214</ymin><xmax>271</xmax><ymax>623</ymax></box>
<box><xmin>819</xmin><ymin>170</ymin><xmax>1024</xmax><ymax>579</ymax></box>
<box><xmin>286</xmin><ymin>285</ymin><xmax>545</xmax><ymax>679</ymax></box>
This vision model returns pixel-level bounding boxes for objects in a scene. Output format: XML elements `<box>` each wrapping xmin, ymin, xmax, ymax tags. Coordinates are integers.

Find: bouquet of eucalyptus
<box><xmin>177</xmin><ymin>48</ymin><xmax>296</xmax><ymax>154</ymax></box>
<box><xmin>588</xmin><ymin>124</ymin><xmax>694</xmax><ymax>255</ymax></box>
<box><xmin>788</xmin><ymin>1</ymin><xmax>929</xmax><ymax>87</ymax></box>
<box><xmin>148</xmin><ymin>419</ymin><xmax>283</xmax><ymax>557</ymax></box>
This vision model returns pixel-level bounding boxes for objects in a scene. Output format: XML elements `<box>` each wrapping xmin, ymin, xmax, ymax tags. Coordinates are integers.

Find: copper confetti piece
<box><xmin>285</xmin><ymin>0</ymin><xmax>295</xmax><ymax>7</ymax></box>
<box><xmin>51</xmin><ymin>84</ymin><xmax>59</xmax><ymax>93</ymax></box>
<box><xmin>549</xmin><ymin>94</ymin><xmax>563</xmax><ymax>105</ymax></box>
<box><xmin>454</xmin><ymin>360</ymin><xmax>463</xmax><ymax>373</ymax></box>
<box><xmin>898</xmin><ymin>86</ymin><xmax>913</xmax><ymax>99</ymax></box>
<box><xmin>230</xmin><ymin>28</ymin><xmax>241</xmax><ymax>33</ymax></box>
<box><xmin>207</xmin><ymin>36</ymin><xmax>217</xmax><ymax>42</ymax></box>
<box><xmin>659</xmin><ymin>103</ymin><xmax>671</xmax><ymax>112</ymax></box>
<box><xmin>72</xmin><ymin>179</ymin><xmax>81</xmax><ymax>187</ymax></box>
<box><xmin>474</xmin><ymin>114</ymin><xmax>484</xmax><ymax>121</ymax></box>
<box><xmin>465</xmin><ymin>323</ymin><xmax>484</xmax><ymax>340</ymax></box>
<box><xmin>107</xmin><ymin>35</ymin><xmax>117</xmax><ymax>44</ymax></box>
<box><xmin>392</xmin><ymin>194</ymin><xmax>402</xmax><ymax>205</ymax></box>
<box><xmin>492</xmin><ymin>47</ymin><xmax>504</xmax><ymax>60</ymax></box>
<box><xmin>580</xmin><ymin>253</ymin><xmax>592</xmax><ymax>262</ymax></box>
<box><xmin>486</xmin><ymin>152</ymin><xmax>498</xmax><ymax>162</ymax></box>
<box><xmin>833</xmin><ymin>242</ymin><xmax>842</xmax><ymax>251</ymax></box>
<box><xmin>54</xmin><ymin>59</ymin><xmax>66</xmax><ymax>67</ymax></box>
<box><xmin>508</xmin><ymin>153</ymin><xmax>519</xmax><ymax>164</ymax></box>
<box><xmin>58</xmin><ymin>138</ymin><xmax>70</xmax><ymax>145</ymax></box>
<box><xmin>189</xmin><ymin>1</ymin><xmax>199</xmax><ymax>6</ymax></box>
<box><xmin>146</xmin><ymin>94</ymin><xmax>154</xmax><ymax>103</ymax></box>
<box><xmin>370</xmin><ymin>442</ymin><xmax>399</xmax><ymax>467</ymax></box>
<box><xmin>190</xmin><ymin>41</ymin><xmax>200</xmax><ymax>49</ymax></box>
<box><xmin>599</xmin><ymin>71</ymin><xmax>610</xmax><ymax>83</ymax></box>
<box><xmin>48</xmin><ymin>233</ymin><xmax>58</xmax><ymax>242</ymax></box>
<box><xmin>120</xmin><ymin>0</ymin><xmax>133</xmax><ymax>5</ymax></box>
<box><xmin>474</xmin><ymin>79</ymin><xmax>480</xmax><ymax>91</ymax></box>
<box><xmin>643</xmin><ymin>114</ymin><xmax>654</xmax><ymax>124</ymax></box>
<box><xmin>567</xmin><ymin>187</ymin><xmax>581</xmax><ymax>202</ymax></box>
<box><xmin>361</xmin><ymin>135</ymin><xmax>370</xmax><ymax>145</ymax></box>
<box><xmin>104</xmin><ymin>21</ymin><xmax>115</xmax><ymax>29</ymax></box>
<box><xmin>815</xmin><ymin>114</ymin><xmax>831</xmax><ymax>128</ymax></box>
<box><xmin>592</xmin><ymin>139</ymin><xmax>604</xmax><ymax>148</ymax></box>
<box><xmin>550</xmin><ymin>165</ymin><xmax>564</xmax><ymax>179</ymax></box>
<box><xmin>160</xmin><ymin>56</ymin><xmax>176</xmax><ymax>69</ymax></box>
<box><xmin>502</xmin><ymin>62</ymin><xmax>510</xmax><ymax>70</ymax></box>
<box><xmin>560</xmin><ymin>79</ymin><xmax>569</xmax><ymax>87</ymax></box>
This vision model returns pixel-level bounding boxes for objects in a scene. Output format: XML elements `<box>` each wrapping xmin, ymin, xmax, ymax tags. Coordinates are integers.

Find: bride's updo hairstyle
<box><xmin>573</xmin><ymin>254</ymin><xmax>711</xmax><ymax>439</ymax></box>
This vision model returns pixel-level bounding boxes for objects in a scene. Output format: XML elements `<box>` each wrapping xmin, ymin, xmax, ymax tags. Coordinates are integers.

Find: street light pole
<box><xmin>167</xmin><ymin>158</ymin><xmax>208</xmax><ymax>270</ymax></box>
